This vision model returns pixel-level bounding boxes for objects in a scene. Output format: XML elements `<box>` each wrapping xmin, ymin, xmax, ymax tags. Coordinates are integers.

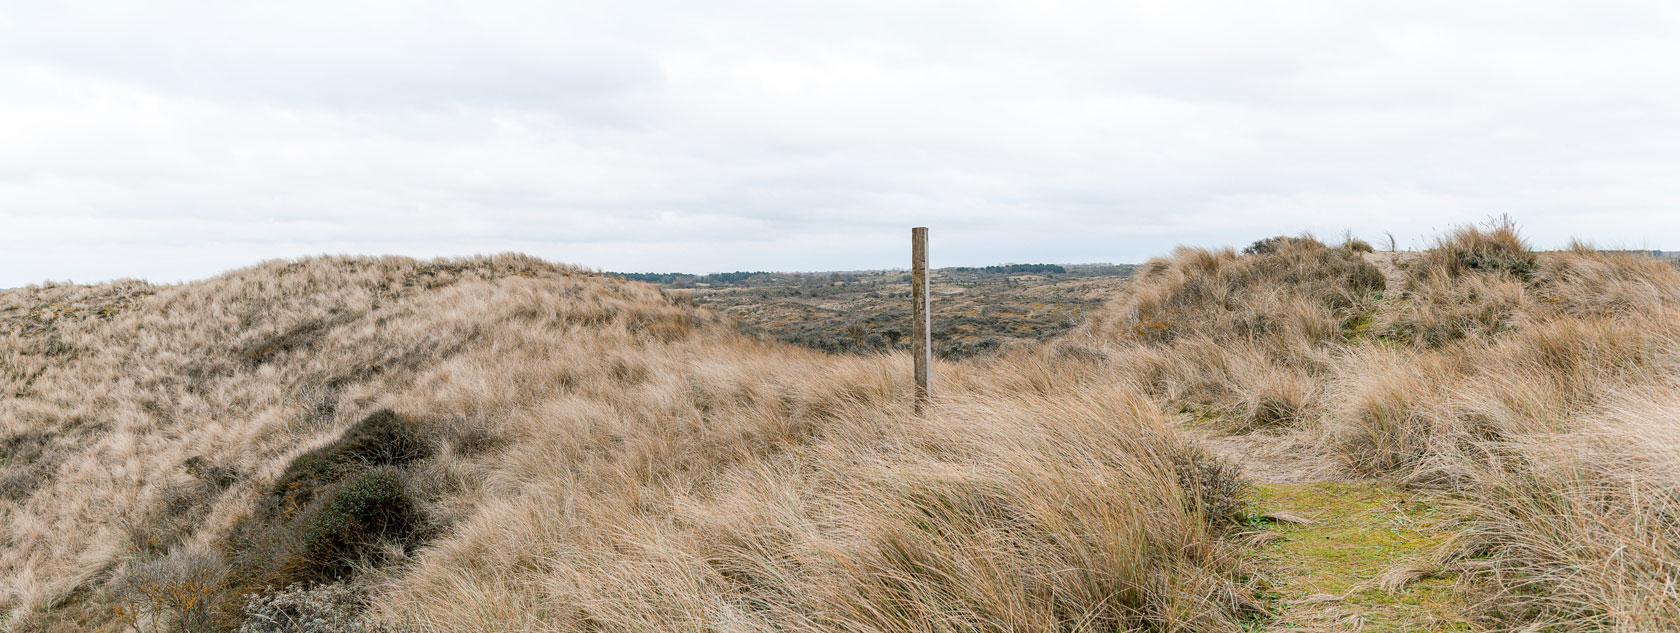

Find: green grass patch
<box><xmin>1250</xmin><ymin>482</ymin><xmax>1473</xmax><ymax>632</ymax></box>
<box><xmin>1340</xmin><ymin>309</ymin><xmax>1376</xmax><ymax>342</ymax></box>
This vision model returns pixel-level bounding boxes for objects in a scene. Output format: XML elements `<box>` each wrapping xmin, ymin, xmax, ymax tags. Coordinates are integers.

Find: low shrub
<box><xmin>1172</xmin><ymin>451</ymin><xmax>1248</xmax><ymax>525</ymax></box>
<box><xmin>219</xmin><ymin>410</ymin><xmax>437</xmax><ymax>627</ymax></box>
<box><xmin>301</xmin><ymin>468</ymin><xmax>426</xmax><ymax>580</ymax></box>
<box><xmin>255</xmin><ymin>410</ymin><xmax>431</xmax><ymax>523</ymax></box>
<box><xmin>236</xmin><ymin>583</ymin><xmax>384</xmax><ymax>633</ymax></box>
<box><xmin>109</xmin><ymin>549</ymin><xmax>226</xmax><ymax>633</ymax></box>
<box><xmin>1243</xmin><ymin>234</ymin><xmax>1321</xmax><ymax>256</ymax></box>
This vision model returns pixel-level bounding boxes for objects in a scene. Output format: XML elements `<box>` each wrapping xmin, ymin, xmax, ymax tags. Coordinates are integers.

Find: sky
<box><xmin>3</xmin><ymin>1</ymin><xmax>1679</xmax><ymax>286</ymax></box>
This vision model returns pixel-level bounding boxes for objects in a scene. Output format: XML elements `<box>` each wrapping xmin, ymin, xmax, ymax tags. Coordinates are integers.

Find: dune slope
<box><xmin>8</xmin><ymin>223</ymin><xmax>1679</xmax><ymax>632</ymax></box>
<box><xmin>3</xmin><ymin>255</ymin><xmax>1252</xmax><ymax>632</ymax></box>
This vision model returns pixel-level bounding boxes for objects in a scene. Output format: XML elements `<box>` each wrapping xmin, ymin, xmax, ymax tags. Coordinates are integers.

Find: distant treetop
<box><xmin>606</xmin><ymin>271</ymin><xmax>772</xmax><ymax>286</ymax></box>
<box><xmin>947</xmin><ymin>263</ymin><xmax>1066</xmax><ymax>275</ymax></box>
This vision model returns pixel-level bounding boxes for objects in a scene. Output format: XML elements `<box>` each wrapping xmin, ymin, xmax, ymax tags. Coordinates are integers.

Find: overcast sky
<box><xmin>3</xmin><ymin>1</ymin><xmax>1679</xmax><ymax>286</ymax></box>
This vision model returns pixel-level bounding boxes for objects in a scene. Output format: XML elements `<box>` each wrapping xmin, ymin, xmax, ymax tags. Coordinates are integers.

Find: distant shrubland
<box><xmin>640</xmin><ymin>264</ymin><xmax>1135</xmax><ymax>359</ymax></box>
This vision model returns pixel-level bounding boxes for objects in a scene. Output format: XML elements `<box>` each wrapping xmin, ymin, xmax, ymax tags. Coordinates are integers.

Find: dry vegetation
<box><xmin>1075</xmin><ymin>222</ymin><xmax>1680</xmax><ymax>630</ymax></box>
<box><xmin>2</xmin><ymin>255</ymin><xmax>1248</xmax><ymax>632</ymax></box>
<box><xmin>5</xmin><ymin>220</ymin><xmax>1679</xmax><ymax>632</ymax></box>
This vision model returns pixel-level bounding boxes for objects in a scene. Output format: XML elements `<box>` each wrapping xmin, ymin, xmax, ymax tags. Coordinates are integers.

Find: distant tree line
<box><xmin>607</xmin><ymin>271</ymin><xmax>772</xmax><ymax>286</ymax></box>
<box><xmin>947</xmin><ymin>263</ymin><xmax>1066</xmax><ymax>275</ymax></box>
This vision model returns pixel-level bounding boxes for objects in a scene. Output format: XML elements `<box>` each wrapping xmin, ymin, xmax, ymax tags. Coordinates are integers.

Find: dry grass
<box><xmin>3</xmin><ymin>255</ymin><xmax>1254</xmax><ymax>631</ymax></box>
<box><xmin>373</xmin><ymin>385</ymin><xmax>1253</xmax><ymax>632</ymax></box>
<box><xmin>1449</xmin><ymin>386</ymin><xmax>1680</xmax><ymax>630</ymax></box>
<box><xmin>9</xmin><ymin>222</ymin><xmax>1680</xmax><ymax>631</ymax></box>
<box><xmin>1075</xmin><ymin>225</ymin><xmax>1680</xmax><ymax>630</ymax></box>
<box><xmin>1078</xmin><ymin>235</ymin><xmax>1383</xmax><ymax>432</ymax></box>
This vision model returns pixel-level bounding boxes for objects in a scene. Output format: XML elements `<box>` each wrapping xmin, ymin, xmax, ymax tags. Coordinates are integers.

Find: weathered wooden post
<box><xmin>912</xmin><ymin>227</ymin><xmax>932</xmax><ymax>414</ymax></box>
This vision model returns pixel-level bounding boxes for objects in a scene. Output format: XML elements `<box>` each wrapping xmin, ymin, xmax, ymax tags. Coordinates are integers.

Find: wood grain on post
<box><xmin>912</xmin><ymin>227</ymin><xmax>932</xmax><ymax>414</ymax></box>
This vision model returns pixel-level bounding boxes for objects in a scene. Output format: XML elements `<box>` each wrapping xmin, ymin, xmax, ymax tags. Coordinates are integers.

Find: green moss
<box><xmin>1250</xmin><ymin>483</ymin><xmax>1472</xmax><ymax>632</ymax></box>
<box><xmin>1178</xmin><ymin>405</ymin><xmax>1223</xmax><ymax>429</ymax></box>
<box><xmin>1340</xmin><ymin>310</ymin><xmax>1376</xmax><ymax>342</ymax></box>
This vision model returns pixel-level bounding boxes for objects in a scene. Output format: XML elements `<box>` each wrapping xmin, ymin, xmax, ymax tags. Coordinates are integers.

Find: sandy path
<box><xmin>1363</xmin><ymin>251</ymin><xmax>1415</xmax><ymax>292</ymax></box>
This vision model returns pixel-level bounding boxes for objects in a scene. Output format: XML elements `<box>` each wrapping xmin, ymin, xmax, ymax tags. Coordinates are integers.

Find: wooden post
<box><xmin>911</xmin><ymin>227</ymin><xmax>932</xmax><ymax>414</ymax></box>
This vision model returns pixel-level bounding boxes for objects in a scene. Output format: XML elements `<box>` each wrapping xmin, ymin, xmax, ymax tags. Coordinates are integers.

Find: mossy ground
<box><xmin>1249</xmin><ymin>482</ymin><xmax>1474</xmax><ymax>632</ymax></box>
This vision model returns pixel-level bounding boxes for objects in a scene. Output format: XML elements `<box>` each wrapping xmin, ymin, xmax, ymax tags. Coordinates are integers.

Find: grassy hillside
<box><xmin>5</xmin><ymin>223</ymin><xmax>1678</xmax><ymax>632</ymax></box>
<box><xmin>1072</xmin><ymin>225</ymin><xmax>1680</xmax><ymax>630</ymax></box>
<box><xmin>2</xmin><ymin>256</ymin><xmax>1249</xmax><ymax>632</ymax></box>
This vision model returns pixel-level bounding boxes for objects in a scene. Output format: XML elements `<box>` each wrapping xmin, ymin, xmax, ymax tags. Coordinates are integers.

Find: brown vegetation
<box><xmin>3</xmin><ymin>255</ymin><xmax>1248</xmax><ymax>632</ymax></box>
<box><xmin>7</xmin><ymin>222</ymin><xmax>1679</xmax><ymax>631</ymax></box>
<box><xmin>1077</xmin><ymin>223</ymin><xmax>1680</xmax><ymax>630</ymax></box>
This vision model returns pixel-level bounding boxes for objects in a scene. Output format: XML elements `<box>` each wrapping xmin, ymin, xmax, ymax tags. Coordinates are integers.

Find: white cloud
<box><xmin>3</xmin><ymin>0</ymin><xmax>1679</xmax><ymax>286</ymax></box>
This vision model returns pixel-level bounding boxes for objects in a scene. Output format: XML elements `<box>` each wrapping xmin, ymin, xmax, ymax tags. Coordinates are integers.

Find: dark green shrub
<box><xmin>260</xmin><ymin>409</ymin><xmax>431</xmax><ymax>519</ymax></box>
<box><xmin>218</xmin><ymin>410</ymin><xmax>436</xmax><ymax>625</ymax></box>
<box><xmin>1457</xmin><ymin>243</ymin><xmax>1537</xmax><ymax>279</ymax></box>
<box><xmin>302</xmin><ymin>468</ymin><xmax>425</xmax><ymax>579</ymax></box>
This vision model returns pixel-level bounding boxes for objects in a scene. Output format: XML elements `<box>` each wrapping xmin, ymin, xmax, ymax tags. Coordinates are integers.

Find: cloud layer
<box><xmin>4</xmin><ymin>1</ymin><xmax>1679</xmax><ymax>285</ymax></box>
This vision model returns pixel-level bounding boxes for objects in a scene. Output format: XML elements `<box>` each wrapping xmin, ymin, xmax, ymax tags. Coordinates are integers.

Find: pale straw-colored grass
<box><xmin>9</xmin><ymin>223</ymin><xmax>1680</xmax><ymax>631</ymax></box>
<box><xmin>3</xmin><ymin>255</ymin><xmax>1253</xmax><ymax>632</ymax></box>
